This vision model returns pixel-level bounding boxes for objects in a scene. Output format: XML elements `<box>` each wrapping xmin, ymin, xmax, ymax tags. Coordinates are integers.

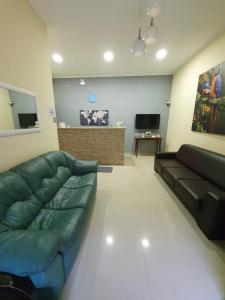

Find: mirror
<box><xmin>0</xmin><ymin>82</ymin><xmax>40</xmax><ymax>136</ymax></box>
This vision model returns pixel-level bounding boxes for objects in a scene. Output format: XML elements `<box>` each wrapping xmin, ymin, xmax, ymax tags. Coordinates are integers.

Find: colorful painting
<box><xmin>80</xmin><ymin>110</ymin><xmax>109</xmax><ymax>126</ymax></box>
<box><xmin>192</xmin><ymin>61</ymin><xmax>225</xmax><ymax>134</ymax></box>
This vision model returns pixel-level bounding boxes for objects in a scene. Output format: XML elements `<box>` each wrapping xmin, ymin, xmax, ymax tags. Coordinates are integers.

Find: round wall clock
<box><xmin>88</xmin><ymin>94</ymin><xmax>97</xmax><ymax>103</ymax></box>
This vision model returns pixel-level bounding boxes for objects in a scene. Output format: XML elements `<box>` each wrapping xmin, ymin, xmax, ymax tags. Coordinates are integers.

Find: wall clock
<box><xmin>88</xmin><ymin>94</ymin><xmax>97</xmax><ymax>103</ymax></box>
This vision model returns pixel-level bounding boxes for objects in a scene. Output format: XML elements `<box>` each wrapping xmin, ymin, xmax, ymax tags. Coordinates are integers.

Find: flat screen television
<box><xmin>18</xmin><ymin>113</ymin><xmax>37</xmax><ymax>128</ymax></box>
<box><xmin>135</xmin><ymin>114</ymin><xmax>160</xmax><ymax>129</ymax></box>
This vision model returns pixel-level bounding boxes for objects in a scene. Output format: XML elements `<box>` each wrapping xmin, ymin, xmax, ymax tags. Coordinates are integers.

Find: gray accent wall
<box><xmin>53</xmin><ymin>76</ymin><xmax>172</xmax><ymax>153</ymax></box>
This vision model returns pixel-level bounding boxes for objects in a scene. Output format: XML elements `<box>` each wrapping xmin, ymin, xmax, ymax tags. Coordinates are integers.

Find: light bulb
<box><xmin>52</xmin><ymin>53</ymin><xmax>63</xmax><ymax>64</ymax></box>
<box><xmin>156</xmin><ymin>48</ymin><xmax>168</xmax><ymax>60</ymax></box>
<box><xmin>104</xmin><ymin>51</ymin><xmax>114</xmax><ymax>62</ymax></box>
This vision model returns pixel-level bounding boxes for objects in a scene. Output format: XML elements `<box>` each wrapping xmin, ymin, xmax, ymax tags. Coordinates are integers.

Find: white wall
<box><xmin>166</xmin><ymin>32</ymin><xmax>225</xmax><ymax>154</ymax></box>
<box><xmin>0</xmin><ymin>0</ymin><xmax>59</xmax><ymax>171</ymax></box>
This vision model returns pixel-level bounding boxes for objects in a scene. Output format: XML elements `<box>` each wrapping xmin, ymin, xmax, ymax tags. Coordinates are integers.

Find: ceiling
<box><xmin>29</xmin><ymin>0</ymin><xmax>225</xmax><ymax>78</ymax></box>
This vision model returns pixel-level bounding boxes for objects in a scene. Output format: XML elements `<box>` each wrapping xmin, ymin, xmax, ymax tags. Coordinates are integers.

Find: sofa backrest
<box><xmin>0</xmin><ymin>171</ymin><xmax>42</xmax><ymax>229</ymax></box>
<box><xmin>176</xmin><ymin>144</ymin><xmax>225</xmax><ymax>190</ymax></box>
<box><xmin>12</xmin><ymin>151</ymin><xmax>75</xmax><ymax>205</ymax></box>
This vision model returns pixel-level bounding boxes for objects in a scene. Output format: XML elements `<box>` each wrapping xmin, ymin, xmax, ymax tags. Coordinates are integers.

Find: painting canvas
<box><xmin>192</xmin><ymin>61</ymin><xmax>225</xmax><ymax>135</ymax></box>
<box><xmin>80</xmin><ymin>110</ymin><xmax>109</xmax><ymax>126</ymax></box>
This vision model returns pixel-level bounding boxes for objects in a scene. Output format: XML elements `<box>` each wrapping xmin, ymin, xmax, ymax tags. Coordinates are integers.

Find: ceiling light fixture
<box><xmin>80</xmin><ymin>79</ymin><xmax>86</xmax><ymax>86</ymax></box>
<box><xmin>142</xmin><ymin>239</ymin><xmax>150</xmax><ymax>248</ymax></box>
<box><xmin>146</xmin><ymin>0</ymin><xmax>162</xmax><ymax>18</ymax></box>
<box><xmin>131</xmin><ymin>28</ymin><xmax>147</xmax><ymax>57</ymax></box>
<box><xmin>156</xmin><ymin>48</ymin><xmax>168</xmax><ymax>60</ymax></box>
<box><xmin>106</xmin><ymin>236</ymin><xmax>114</xmax><ymax>245</ymax></box>
<box><xmin>131</xmin><ymin>0</ymin><xmax>147</xmax><ymax>58</ymax></box>
<box><xmin>52</xmin><ymin>53</ymin><xmax>63</xmax><ymax>64</ymax></box>
<box><xmin>145</xmin><ymin>17</ymin><xmax>157</xmax><ymax>45</ymax></box>
<box><xmin>104</xmin><ymin>51</ymin><xmax>114</xmax><ymax>62</ymax></box>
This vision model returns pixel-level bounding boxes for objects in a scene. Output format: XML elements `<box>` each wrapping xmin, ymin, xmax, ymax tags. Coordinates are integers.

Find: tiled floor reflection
<box><xmin>61</xmin><ymin>155</ymin><xmax>225</xmax><ymax>300</ymax></box>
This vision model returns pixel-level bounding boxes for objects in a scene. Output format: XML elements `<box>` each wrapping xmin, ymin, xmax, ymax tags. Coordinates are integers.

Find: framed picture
<box><xmin>80</xmin><ymin>110</ymin><xmax>109</xmax><ymax>126</ymax></box>
<box><xmin>192</xmin><ymin>61</ymin><xmax>225</xmax><ymax>135</ymax></box>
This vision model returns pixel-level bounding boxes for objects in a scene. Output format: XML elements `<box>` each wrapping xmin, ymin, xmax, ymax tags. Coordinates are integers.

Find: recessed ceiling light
<box><xmin>106</xmin><ymin>235</ymin><xmax>114</xmax><ymax>245</ymax></box>
<box><xmin>156</xmin><ymin>48</ymin><xmax>168</xmax><ymax>60</ymax></box>
<box><xmin>142</xmin><ymin>239</ymin><xmax>150</xmax><ymax>248</ymax></box>
<box><xmin>103</xmin><ymin>51</ymin><xmax>114</xmax><ymax>62</ymax></box>
<box><xmin>52</xmin><ymin>53</ymin><xmax>63</xmax><ymax>64</ymax></box>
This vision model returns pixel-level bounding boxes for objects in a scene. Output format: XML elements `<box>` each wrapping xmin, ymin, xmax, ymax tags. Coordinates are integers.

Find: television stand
<box><xmin>134</xmin><ymin>136</ymin><xmax>162</xmax><ymax>157</ymax></box>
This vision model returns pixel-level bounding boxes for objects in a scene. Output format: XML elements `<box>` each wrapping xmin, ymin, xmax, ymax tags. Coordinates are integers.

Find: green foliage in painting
<box><xmin>192</xmin><ymin>61</ymin><xmax>225</xmax><ymax>135</ymax></box>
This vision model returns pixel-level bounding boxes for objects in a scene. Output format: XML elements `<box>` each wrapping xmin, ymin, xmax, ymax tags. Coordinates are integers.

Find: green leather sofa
<box><xmin>0</xmin><ymin>151</ymin><xmax>98</xmax><ymax>300</ymax></box>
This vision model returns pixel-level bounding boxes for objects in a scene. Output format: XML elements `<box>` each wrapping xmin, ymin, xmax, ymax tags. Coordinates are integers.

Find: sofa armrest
<box><xmin>198</xmin><ymin>192</ymin><xmax>225</xmax><ymax>240</ymax></box>
<box><xmin>155</xmin><ymin>152</ymin><xmax>176</xmax><ymax>159</ymax></box>
<box><xmin>73</xmin><ymin>159</ymin><xmax>98</xmax><ymax>175</ymax></box>
<box><xmin>0</xmin><ymin>230</ymin><xmax>61</xmax><ymax>276</ymax></box>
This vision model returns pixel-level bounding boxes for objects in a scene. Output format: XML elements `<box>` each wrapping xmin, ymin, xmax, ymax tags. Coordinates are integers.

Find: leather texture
<box><xmin>155</xmin><ymin>152</ymin><xmax>177</xmax><ymax>159</ymax></box>
<box><xmin>176</xmin><ymin>144</ymin><xmax>225</xmax><ymax>190</ymax></box>
<box><xmin>29</xmin><ymin>208</ymin><xmax>85</xmax><ymax>253</ymax></box>
<box><xmin>174</xmin><ymin>179</ymin><xmax>222</xmax><ymax>212</ymax></box>
<box><xmin>74</xmin><ymin>159</ymin><xmax>98</xmax><ymax>175</ymax></box>
<box><xmin>155</xmin><ymin>144</ymin><xmax>225</xmax><ymax>240</ymax></box>
<box><xmin>0</xmin><ymin>171</ymin><xmax>42</xmax><ymax>229</ymax></box>
<box><xmin>154</xmin><ymin>158</ymin><xmax>184</xmax><ymax>174</ymax></box>
<box><xmin>0</xmin><ymin>151</ymin><xmax>98</xmax><ymax>300</ymax></box>
<box><xmin>198</xmin><ymin>192</ymin><xmax>225</xmax><ymax>239</ymax></box>
<box><xmin>162</xmin><ymin>167</ymin><xmax>202</xmax><ymax>188</ymax></box>
<box><xmin>0</xmin><ymin>230</ymin><xmax>61</xmax><ymax>275</ymax></box>
<box><xmin>46</xmin><ymin>185</ymin><xmax>95</xmax><ymax>210</ymax></box>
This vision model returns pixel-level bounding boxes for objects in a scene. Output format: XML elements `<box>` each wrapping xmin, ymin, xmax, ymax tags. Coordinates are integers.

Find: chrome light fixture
<box><xmin>131</xmin><ymin>28</ymin><xmax>147</xmax><ymax>57</ymax></box>
<box><xmin>145</xmin><ymin>17</ymin><xmax>157</xmax><ymax>45</ymax></box>
<box><xmin>146</xmin><ymin>0</ymin><xmax>162</xmax><ymax>18</ymax></box>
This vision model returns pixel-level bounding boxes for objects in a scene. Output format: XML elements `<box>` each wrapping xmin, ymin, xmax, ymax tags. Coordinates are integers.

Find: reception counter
<box><xmin>58</xmin><ymin>127</ymin><xmax>125</xmax><ymax>165</ymax></box>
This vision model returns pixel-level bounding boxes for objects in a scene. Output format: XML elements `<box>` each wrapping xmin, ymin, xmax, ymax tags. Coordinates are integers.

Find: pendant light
<box><xmin>146</xmin><ymin>0</ymin><xmax>162</xmax><ymax>18</ymax></box>
<box><xmin>131</xmin><ymin>28</ymin><xmax>147</xmax><ymax>57</ymax></box>
<box><xmin>145</xmin><ymin>18</ymin><xmax>157</xmax><ymax>45</ymax></box>
<box><xmin>131</xmin><ymin>0</ymin><xmax>147</xmax><ymax>57</ymax></box>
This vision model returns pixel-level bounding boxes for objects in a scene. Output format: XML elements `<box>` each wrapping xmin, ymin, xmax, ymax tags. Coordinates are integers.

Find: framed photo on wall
<box><xmin>80</xmin><ymin>110</ymin><xmax>109</xmax><ymax>126</ymax></box>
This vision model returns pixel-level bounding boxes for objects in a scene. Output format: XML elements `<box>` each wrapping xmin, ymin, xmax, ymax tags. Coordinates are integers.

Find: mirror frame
<box><xmin>0</xmin><ymin>81</ymin><xmax>41</xmax><ymax>137</ymax></box>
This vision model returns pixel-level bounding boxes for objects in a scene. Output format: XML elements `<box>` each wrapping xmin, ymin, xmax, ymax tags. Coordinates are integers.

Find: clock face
<box><xmin>88</xmin><ymin>94</ymin><xmax>97</xmax><ymax>103</ymax></box>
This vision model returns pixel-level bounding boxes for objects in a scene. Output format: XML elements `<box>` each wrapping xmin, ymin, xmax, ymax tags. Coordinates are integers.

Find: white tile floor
<box><xmin>60</xmin><ymin>155</ymin><xmax>225</xmax><ymax>300</ymax></box>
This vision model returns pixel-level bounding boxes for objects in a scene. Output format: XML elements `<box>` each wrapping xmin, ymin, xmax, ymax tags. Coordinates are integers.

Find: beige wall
<box><xmin>0</xmin><ymin>88</ymin><xmax>14</xmax><ymax>130</ymax></box>
<box><xmin>0</xmin><ymin>0</ymin><xmax>59</xmax><ymax>171</ymax></box>
<box><xmin>166</xmin><ymin>32</ymin><xmax>225</xmax><ymax>154</ymax></box>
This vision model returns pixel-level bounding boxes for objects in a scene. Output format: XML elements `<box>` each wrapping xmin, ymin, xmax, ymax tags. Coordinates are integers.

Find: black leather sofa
<box><xmin>154</xmin><ymin>144</ymin><xmax>225</xmax><ymax>240</ymax></box>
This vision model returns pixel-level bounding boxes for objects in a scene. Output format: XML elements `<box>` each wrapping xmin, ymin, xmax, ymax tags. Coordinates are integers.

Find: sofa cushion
<box><xmin>63</xmin><ymin>173</ymin><xmax>97</xmax><ymax>189</ymax></box>
<box><xmin>42</xmin><ymin>151</ymin><xmax>74</xmax><ymax>179</ymax></box>
<box><xmin>12</xmin><ymin>152</ymin><xmax>73</xmax><ymax>205</ymax></box>
<box><xmin>155</xmin><ymin>158</ymin><xmax>184</xmax><ymax>174</ymax></box>
<box><xmin>162</xmin><ymin>167</ymin><xmax>202</xmax><ymax>189</ymax></box>
<box><xmin>45</xmin><ymin>185</ymin><xmax>95</xmax><ymax>210</ymax></box>
<box><xmin>29</xmin><ymin>208</ymin><xmax>85</xmax><ymax>253</ymax></box>
<box><xmin>0</xmin><ymin>171</ymin><xmax>42</xmax><ymax>229</ymax></box>
<box><xmin>0</xmin><ymin>229</ymin><xmax>61</xmax><ymax>276</ymax></box>
<box><xmin>174</xmin><ymin>179</ymin><xmax>222</xmax><ymax>212</ymax></box>
<box><xmin>73</xmin><ymin>160</ymin><xmax>98</xmax><ymax>175</ymax></box>
<box><xmin>176</xmin><ymin>144</ymin><xmax>225</xmax><ymax>190</ymax></box>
